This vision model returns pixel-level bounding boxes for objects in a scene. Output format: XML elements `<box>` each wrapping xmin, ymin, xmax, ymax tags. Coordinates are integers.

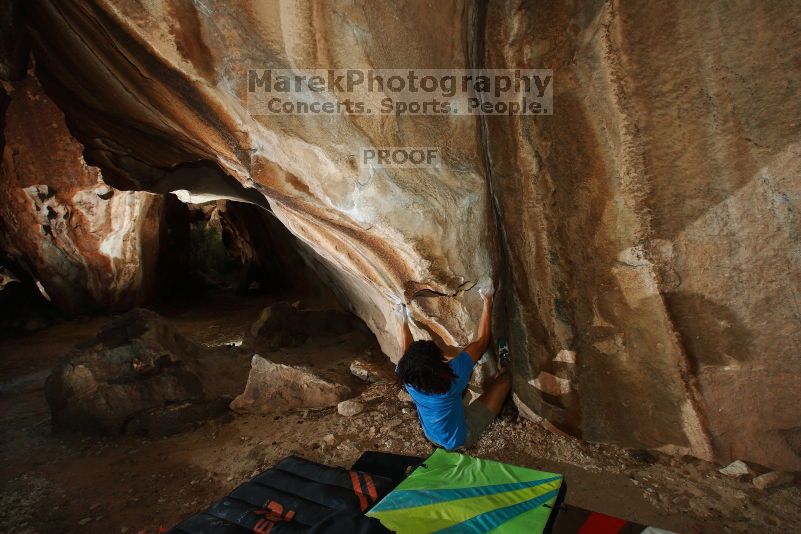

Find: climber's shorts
<box><xmin>462</xmin><ymin>400</ymin><xmax>494</xmax><ymax>449</ymax></box>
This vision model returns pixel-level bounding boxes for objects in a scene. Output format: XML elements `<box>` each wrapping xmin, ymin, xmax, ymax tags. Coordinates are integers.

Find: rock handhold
<box><xmin>45</xmin><ymin>309</ymin><xmax>204</xmax><ymax>435</ymax></box>
<box><xmin>719</xmin><ymin>460</ymin><xmax>751</xmax><ymax>478</ymax></box>
<box><xmin>245</xmin><ymin>302</ymin><xmax>357</xmax><ymax>351</ymax></box>
<box><xmin>230</xmin><ymin>355</ymin><xmax>350</xmax><ymax>414</ymax></box>
<box><xmin>753</xmin><ymin>471</ymin><xmax>794</xmax><ymax>490</ymax></box>
<box><xmin>349</xmin><ymin>358</ymin><xmax>393</xmax><ymax>384</ymax></box>
<box><xmin>337</xmin><ymin>399</ymin><xmax>364</xmax><ymax>417</ymax></box>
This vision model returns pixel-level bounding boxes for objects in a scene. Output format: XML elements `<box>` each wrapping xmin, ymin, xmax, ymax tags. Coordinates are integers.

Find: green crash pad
<box><xmin>367</xmin><ymin>449</ymin><xmax>563</xmax><ymax>533</ymax></box>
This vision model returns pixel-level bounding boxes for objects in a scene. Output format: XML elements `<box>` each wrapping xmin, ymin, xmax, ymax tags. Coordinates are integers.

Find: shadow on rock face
<box><xmin>663</xmin><ymin>291</ymin><xmax>754</xmax><ymax>374</ymax></box>
<box><xmin>780</xmin><ymin>426</ymin><xmax>801</xmax><ymax>458</ymax></box>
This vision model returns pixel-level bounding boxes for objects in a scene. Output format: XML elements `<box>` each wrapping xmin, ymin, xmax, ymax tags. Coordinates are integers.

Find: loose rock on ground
<box><xmin>230</xmin><ymin>355</ymin><xmax>350</xmax><ymax>414</ymax></box>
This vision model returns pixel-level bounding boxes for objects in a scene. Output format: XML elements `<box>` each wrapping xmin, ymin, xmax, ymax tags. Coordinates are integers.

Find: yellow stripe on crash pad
<box><xmin>367</xmin><ymin>478</ymin><xmax>562</xmax><ymax>533</ymax></box>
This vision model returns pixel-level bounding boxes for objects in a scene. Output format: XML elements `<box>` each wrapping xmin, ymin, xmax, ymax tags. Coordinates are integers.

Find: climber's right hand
<box><xmin>478</xmin><ymin>278</ymin><xmax>495</xmax><ymax>301</ymax></box>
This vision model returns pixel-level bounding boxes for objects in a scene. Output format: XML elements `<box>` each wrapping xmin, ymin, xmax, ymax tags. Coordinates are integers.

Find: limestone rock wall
<box><xmin>9</xmin><ymin>0</ymin><xmax>801</xmax><ymax>470</ymax></box>
<box><xmin>0</xmin><ymin>75</ymin><xmax>163</xmax><ymax>313</ymax></box>
<box><xmin>483</xmin><ymin>1</ymin><xmax>801</xmax><ymax>469</ymax></box>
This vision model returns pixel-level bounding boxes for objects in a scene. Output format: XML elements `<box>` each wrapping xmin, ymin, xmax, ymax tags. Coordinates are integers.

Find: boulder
<box><xmin>45</xmin><ymin>309</ymin><xmax>204</xmax><ymax>434</ymax></box>
<box><xmin>245</xmin><ymin>302</ymin><xmax>357</xmax><ymax>352</ymax></box>
<box><xmin>349</xmin><ymin>359</ymin><xmax>393</xmax><ymax>384</ymax></box>
<box><xmin>230</xmin><ymin>355</ymin><xmax>350</xmax><ymax>414</ymax></box>
<box><xmin>719</xmin><ymin>460</ymin><xmax>751</xmax><ymax>478</ymax></box>
<box><xmin>753</xmin><ymin>471</ymin><xmax>794</xmax><ymax>491</ymax></box>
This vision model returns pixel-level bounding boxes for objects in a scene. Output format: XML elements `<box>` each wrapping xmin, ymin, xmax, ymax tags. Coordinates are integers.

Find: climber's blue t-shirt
<box><xmin>406</xmin><ymin>352</ymin><xmax>475</xmax><ymax>450</ymax></box>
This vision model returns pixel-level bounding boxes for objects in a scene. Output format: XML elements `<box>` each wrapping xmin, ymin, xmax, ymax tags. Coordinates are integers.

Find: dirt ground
<box><xmin>1</xmin><ymin>293</ymin><xmax>799</xmax><ymax>533</ymax></box>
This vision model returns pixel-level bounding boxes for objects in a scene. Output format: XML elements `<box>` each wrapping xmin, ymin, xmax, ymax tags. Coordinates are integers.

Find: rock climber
<box><xmin>394</xmin><ymin>281</ymin><xmax>511</xmax><ymax>450</ymax></box>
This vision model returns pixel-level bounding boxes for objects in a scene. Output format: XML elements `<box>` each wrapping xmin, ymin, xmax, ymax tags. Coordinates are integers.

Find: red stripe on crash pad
<box><xmin>363</xmin><ymin>473</ymin><xmax>378</xmax><ymax>502</ymax></box>
<box><xmin>578</xmin><ymin>512</ymin><xmax>627</xmax><ymax>534</ymax></box>
<box><xmin>349</xmin><ymin>470</ymin><xmax>368</xmax><ymax>511</ymax></box>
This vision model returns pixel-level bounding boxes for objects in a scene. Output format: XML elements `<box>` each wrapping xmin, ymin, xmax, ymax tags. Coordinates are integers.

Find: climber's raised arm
<box><xmin>464</xmin><ymin>282</ymin><xmax>494</xmax><ymax>363</ymax></box>
<box><xmin>394</xmin><ymin>277</ymin><xmax>508</xmax><ymax>451</ymax></box>
<box><xmin>397</xmin><ymin>303</ymin><xmax>414</xmax><ymax>354</ymax></box>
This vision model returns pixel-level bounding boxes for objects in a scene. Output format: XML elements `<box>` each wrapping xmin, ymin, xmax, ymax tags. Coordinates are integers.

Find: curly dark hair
<box><xmin>395</xmin><ymin>340</ymin><xmax>456</xmax><ymax>394</ymax></box>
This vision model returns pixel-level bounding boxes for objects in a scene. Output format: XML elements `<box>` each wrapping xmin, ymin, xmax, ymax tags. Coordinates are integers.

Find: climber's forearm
<box><xmin>465</xmin><ymin>295</ymin><xmax>493</xmax><ymax>363</ymax></box>
<box><xmin>400</xmin><ymin>312</ymin><xmax>414</xmax><ymax>353</ymax></box>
